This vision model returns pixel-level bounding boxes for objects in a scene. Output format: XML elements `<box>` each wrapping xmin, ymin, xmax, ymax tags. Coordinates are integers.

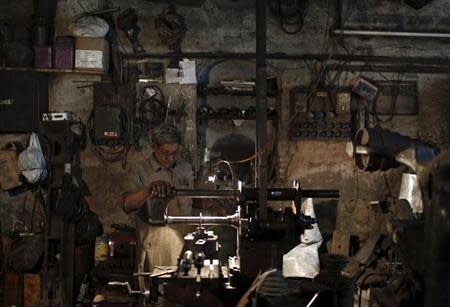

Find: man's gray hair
<box><xmin>151</xmin><ymin>123</ymin><xmax>182</xmax><ymax>146</ymax></box>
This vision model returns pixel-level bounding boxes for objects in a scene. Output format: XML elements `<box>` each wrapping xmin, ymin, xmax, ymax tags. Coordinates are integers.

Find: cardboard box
<box><xmin>75</xmin><ymin>37</ymin><xmax>109</xmax><ymax>72</ymax></box>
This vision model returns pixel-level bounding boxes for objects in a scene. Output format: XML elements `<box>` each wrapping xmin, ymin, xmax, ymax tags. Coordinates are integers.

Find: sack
<box><xmin>18</xmin><ymin>133</ymin><xmax>47</xmax><ymax>184</ymax></box>
<box><xmin>0</xmin><ymin>146</ymin><xmax>21</xmax><ymax>190</ymax></box>
<box><xmin>71</xmin><ymin>16</ymin><xmax>109</xmax><ymax>37</ymax></box>
<box><xmin>282</xmin><ymin>198</ymin><xmax>323</xmax><ymax>278</ymax></box>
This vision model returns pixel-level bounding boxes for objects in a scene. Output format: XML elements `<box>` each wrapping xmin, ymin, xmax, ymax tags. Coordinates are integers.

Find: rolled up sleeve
<box><xmin>119</xmin><ymin>164</ymin><xmax>145</xmax><ymax>213</ymax></box>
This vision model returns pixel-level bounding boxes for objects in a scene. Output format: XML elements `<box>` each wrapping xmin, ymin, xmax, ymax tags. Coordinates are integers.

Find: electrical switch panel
<box><xmin>289</xmin><ymin>87</ymin><xmax>352</xmax><ymax>140</ymax></box>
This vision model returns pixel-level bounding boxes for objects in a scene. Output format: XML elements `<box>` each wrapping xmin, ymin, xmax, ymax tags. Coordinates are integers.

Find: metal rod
<box><xmin>256</xmin><ymin>0</ymin><xmax>268</xmax><ymax>221</ymax></box>
<box><xmin>326</xmin><ymin>64</ymin><xmax>450</xmax><ymax>74</ymax></box>
<box><xmin>126</xmin><ymin>53</ymin><xmax>450</xmax><ymax>66</ymax></box>
<box><xmin>333</xmin><ymin>29</ymin><xmax>450</xmax><ymax>38</ymax></box>
<box><xmin>166</xmin><ymin>214</ymin><xmax>240</xmax><ymax>227</ymax></box>
<box><xmin>243</xmin><ymin>188</ymin><xmax>340</xmax><ymax>200</ymax></box>
<box><xmin>301</xmin><ymin>190</ymin><xmax>341</xmax><ymax>199</ymax></box>
<box><xmin>306</xmin><ymin>292</ymin><xmax>320</xmax><ymax>307</ymax></box>
<box><xmin>133</xmin><ymin>269</ymin><xmax>177</xmax><ymax>277</ymax></box>
<box><xmin>173</xmin><ymin>188</ymin><xmax>340</xmax><ymax>200</ymax></box>
<box><xmin>174</xmin><ymin>189</ymin><xmax>238</xmax><ymax>198</ymax></box>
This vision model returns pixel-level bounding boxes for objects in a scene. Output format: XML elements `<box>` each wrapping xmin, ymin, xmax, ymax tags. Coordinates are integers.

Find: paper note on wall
<box><xmin>179</xmin><ymin>59</ymin><xmax>197</xmax><ymax>84</ymax></box>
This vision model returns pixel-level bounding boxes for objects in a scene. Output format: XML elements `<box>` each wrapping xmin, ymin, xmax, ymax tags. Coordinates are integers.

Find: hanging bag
<box><xmin>18</xmin><ymin>133</ymin><xmax>47</xmax><ymax>184</ymax></box>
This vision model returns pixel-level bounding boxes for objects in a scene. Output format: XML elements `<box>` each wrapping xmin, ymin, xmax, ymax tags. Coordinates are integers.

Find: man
<box><xmin>122</xmin><ymin>124</ymin><xmax>224</xmax><ymax>307</ymax></box>
<box><xmin>122</xmin><ymin>123</ymin><xmax>193</xmax><ymax>278</ymax></box>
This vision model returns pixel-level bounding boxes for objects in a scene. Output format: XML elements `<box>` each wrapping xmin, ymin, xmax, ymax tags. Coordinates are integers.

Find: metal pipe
<box><xmin>333</xmin><ymin>29</ymin><xmax>450</xmax><ymax>39</ymax></box>
<box><xmin>256</xmin><ymin>0</ymin><xmax>268</xmax><ymax>220</ymax></box>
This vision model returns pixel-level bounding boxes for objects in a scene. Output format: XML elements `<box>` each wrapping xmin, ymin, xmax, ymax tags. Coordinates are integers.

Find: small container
<box><xmin>54</xmin><ymin>36</ymin><xmax>75</xmax><ymax>70</ymax></box>
<box><xmin>95</xmin><ymin>234</ymin><xmax>110</xmax><ymax>262</ymax></box>
<box><xmin>33</xmin><ymin>45</ymin><xmax>52</xmax><ymax>68</ymax></box>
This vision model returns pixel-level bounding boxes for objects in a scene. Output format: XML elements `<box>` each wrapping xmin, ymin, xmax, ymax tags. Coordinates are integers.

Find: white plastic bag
<box><xmin>18</xmin><ymin>133</ymin><xmax>47</xmax><ymax>184</ymax></box>
<box><xmin>71</xmin><ymin>16</ymin><xmax>109</xmax><ymax>37</ymax></box>
<box><xmin>282</xmin><ymin>198</ymin><xmax>323</xmax><ymax>278</ymax></box>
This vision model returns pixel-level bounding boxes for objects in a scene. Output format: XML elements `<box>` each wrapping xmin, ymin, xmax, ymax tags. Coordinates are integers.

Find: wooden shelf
<box><xmin>198</xmin><ymin>86</ymin><xmax>278</xmax><ymax>97</ymax></box>
<box><xmin>0</xmin><ymin>66</ymin><xmax>105</xmax><ymax>75</ymax></box>
<box><xmin>197</xmin><ymin>112</ymin><xmax>277</xmax><ymax>121</ymax></box>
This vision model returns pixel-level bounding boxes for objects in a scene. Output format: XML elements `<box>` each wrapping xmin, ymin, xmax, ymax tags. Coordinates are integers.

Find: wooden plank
<box><xmin>24</xmin><ymin>274</ymin><xmax>41</xmax><ymax>307</ymax></box>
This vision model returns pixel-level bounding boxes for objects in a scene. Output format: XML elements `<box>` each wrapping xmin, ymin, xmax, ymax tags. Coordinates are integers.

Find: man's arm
<box><xmin>123</xmin><ymin>187</ymin><xmax>151</xmax><ymax>213</ymax></box>
<box><xmin>123</xmin><ymin>181</ymin><xmax>172</xmax><ymax>213</ymax></box>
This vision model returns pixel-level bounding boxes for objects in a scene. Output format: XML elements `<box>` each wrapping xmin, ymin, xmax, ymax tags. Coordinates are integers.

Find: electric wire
<box><xmin>134</xmin><ymin>84</ymin><xmax>167</xmax><ymax>148</ymax></box>
<box><xmin>87</xmin><ymin>104</ymin><xmax>132</xmax><ymax>162</ymax></box>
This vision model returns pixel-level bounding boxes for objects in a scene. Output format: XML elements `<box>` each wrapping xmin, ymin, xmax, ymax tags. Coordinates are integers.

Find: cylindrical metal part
<box><xmin>354</xmin><ymin>126</ymin><xmax>437</xmax><ymax>172</ymax></box>
<box><xmin>354</xmin><ymin>126</ymin><xmax>410</xmax><ymax>171</ymax></box>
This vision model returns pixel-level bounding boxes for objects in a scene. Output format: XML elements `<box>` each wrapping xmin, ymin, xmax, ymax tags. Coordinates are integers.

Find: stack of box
<box><xmin>33</xmin><ymin>35</ymin><xmax>109</xmax><ymax>72</ymax></box>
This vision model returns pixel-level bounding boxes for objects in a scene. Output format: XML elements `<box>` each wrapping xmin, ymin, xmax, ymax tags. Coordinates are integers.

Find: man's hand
<box><xmin>148</xmin><ymin>180</ymin><xmax>172</xmax><ymax>198</ymax></box>
<box><xmin>123</xmin><ymin>181</ymin><xmax>172</xmax><ymax>213</ymax></box>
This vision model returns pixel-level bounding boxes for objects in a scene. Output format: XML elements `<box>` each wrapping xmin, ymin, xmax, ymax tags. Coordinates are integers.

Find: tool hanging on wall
<box><xmin>155</xmin><ymin>5</ymin><xmax>187</xmax><ymax>67</ymax></box>
<box><xmin>134</xmin><ymin>84</ymin><xmax>167</xmax><ymax>149</ymax></box>
<box><xmin>117</xmin><ymin>7</ymin><xmax>145</xmax><ymax>54</ymax></box>
<box><xmin>116</xmin><ymin>7</ymin><xmax>165</xmax><ymax>80</ymax></box>
<box><xmin>266</xmin><ymin>0</ymin><xmax>307</xmax><ymax>34</ymax></box>
<box><xmin>87</xmin><ymin>83</ymin><xmax>133</xmax><ymax>164</ymax></box>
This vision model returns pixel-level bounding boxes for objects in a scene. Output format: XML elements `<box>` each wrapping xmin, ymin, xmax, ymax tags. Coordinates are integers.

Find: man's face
<box><xmin>152</xmin><ymin>143</ymin><xmax>180</xmax><ymax>168</ymax></box>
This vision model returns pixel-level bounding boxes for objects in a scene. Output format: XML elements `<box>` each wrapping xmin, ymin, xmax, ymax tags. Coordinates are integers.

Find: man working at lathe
<box><xmin>121</xmin><ymin>123</ymin><xmax>224</xmax><ymax>306</ymax></box>
<box><xmin>122</xmin><ymin>123</ymin><xmax>193</xmax><ymax>277</ymax></box>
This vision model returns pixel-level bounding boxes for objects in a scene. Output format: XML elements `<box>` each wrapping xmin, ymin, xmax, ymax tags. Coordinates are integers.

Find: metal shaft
<box><xmin>174</xmin><ymin>189</ymin><xmax>237</xmax><ymax>198</ymax></box>
<box><xmin>166</xmin><ymin>213</ymin><xmax>240</xmax><ymax>227</ymax></box>
<box><xmin>172</xmin><ymin>188</ymin><xmax>340</xmax><ymax>200</ymax></box>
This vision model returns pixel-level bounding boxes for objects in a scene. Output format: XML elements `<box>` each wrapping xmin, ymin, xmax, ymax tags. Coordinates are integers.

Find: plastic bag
<box><xmin>282</xmin><ymin>198</ymin><xmax>323</xmax><ymax>278</ymax></box>
<box><xmin>71</xmin><ymin>16</ymin><xmax>109</xmax><ymax>37</ymax></box>
<box><xmin>18</xmin><ymin>133</ymin><xmax>47</xmax><ymax>184</ymax></box>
